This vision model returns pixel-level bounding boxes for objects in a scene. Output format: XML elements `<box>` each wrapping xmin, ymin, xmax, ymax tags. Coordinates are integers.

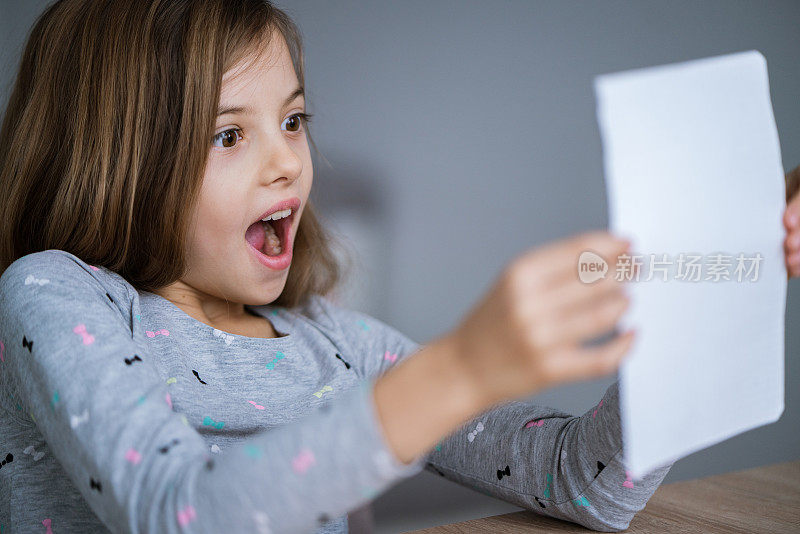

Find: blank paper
<box><xmin>593</xmin><ymin>50</ymin><xmax>787</xmax><ymax>478</ymax></box>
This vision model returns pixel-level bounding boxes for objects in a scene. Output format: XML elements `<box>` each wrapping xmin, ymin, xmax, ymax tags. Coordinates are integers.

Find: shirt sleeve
<box><xmin>312</xmin><ymin>295</ymin><xmax>675</xmax><ymax>532</ymax></box>
<box><xmin>0</xmin><ymin>252</ymin><xmax>427</xmax><ymax>534</ymax></box>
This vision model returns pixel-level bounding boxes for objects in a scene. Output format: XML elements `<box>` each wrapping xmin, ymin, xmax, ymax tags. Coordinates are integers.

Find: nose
<box><xmin>260</xmin><ymin>133</ymin><xmax>303</xmax><ymax>185</ymax></box>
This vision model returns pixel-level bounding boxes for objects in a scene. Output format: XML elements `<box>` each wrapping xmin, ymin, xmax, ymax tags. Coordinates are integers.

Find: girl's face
<box><xmin>160</xmin><ymin>30</ymin><xmax>313</xmax><ymax>320</ymax></box>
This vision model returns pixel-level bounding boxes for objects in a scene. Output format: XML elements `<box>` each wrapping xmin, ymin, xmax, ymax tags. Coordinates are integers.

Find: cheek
<box><xmin>201</xmin><ymin>171</ymin><xmax>244</xmax><ymax>220</ymax></box>
<box><xmin>191</xmin><ymin>197</ymin><xmax>243</xmax><ymax>248</ymax></box>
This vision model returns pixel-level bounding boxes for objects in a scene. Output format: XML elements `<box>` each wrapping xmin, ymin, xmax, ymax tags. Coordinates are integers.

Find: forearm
<box><xmin>556</xmin><ymin>380</ymin><xmax>675</xmax><ymax>532</ymax></box>
<box><xmin>372</xmin><ymin>333</ymin><xmax>485</xmax><ymax>465</ymax></box>
<box><xmin>413</xmin><ymin>378</ymin><xmax>674</xmax><ymax>533</ymax></box>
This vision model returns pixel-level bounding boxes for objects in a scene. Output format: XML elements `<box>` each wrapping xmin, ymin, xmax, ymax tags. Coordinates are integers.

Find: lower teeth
<box><xmin>261</xmin><ymin>221</ymin><xmax>283</xmax><ymax>256</ymax></box>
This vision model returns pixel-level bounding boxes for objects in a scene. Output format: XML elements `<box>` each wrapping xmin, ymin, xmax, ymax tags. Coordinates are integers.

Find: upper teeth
<box><xmin>262</xmin><ymin>208</ymin><xmax>292</xmax><ymax>222</ymax></box>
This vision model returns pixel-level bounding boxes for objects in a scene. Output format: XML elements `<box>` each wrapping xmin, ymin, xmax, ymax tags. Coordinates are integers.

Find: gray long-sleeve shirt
<box><xmin>0</xmin><ymin>249</ymin><xmax>674</xmax><ymax>533</ymax></box>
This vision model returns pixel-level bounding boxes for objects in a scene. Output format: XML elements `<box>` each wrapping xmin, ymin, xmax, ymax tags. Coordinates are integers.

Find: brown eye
<box><xmin>212</xmin><ymin>128</ymin><xmax>243</xmax><ymax>148</ymax></box>
<box><xmin>284</xmin><ymin>115</ymin><xmax>300</xmax><ymax>132</ymax></box>
<box><xmin>282</xmin><ymin>112</ymin><xmax>312</xmax><ymax>133</ymax></box>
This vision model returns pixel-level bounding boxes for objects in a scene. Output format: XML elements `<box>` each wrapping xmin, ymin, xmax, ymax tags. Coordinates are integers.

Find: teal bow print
<box><xmin>265</xmin><ymin>351</ymin><xmax>286</xmax><ymax>370</ymax></box>
<box><xmin>203</xmin><ymin>416</ymin><xmax>225</xmax><ymax>429</ymax></box>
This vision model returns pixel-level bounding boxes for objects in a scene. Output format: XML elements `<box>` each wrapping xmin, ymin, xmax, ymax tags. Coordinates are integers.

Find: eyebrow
<box><xmin>217</xmin><ymin>86</ymin><xmax>305</xmax><ymax>116</ymax></box>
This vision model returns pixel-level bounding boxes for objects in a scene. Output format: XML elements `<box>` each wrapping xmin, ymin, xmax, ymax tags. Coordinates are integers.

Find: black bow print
<box><xmin>22</xmin><ymin>335</ymin><xmax>33</xmax><ymax>352</ymax></box>
<box><xmin>90</xmin><ymin>477</ymin><xmax>102</xmax><ymax>492</ymax></box>
<box><xmin>497</xmin><ymin>465</ymin><xmax>511</xmax><ymax>480</ymax></box>
<box><xmin>158</xmin><ymin>438</ymin><xmax>180</xmax><ymax>454</ymax></box>
<box><xmin>192</xmin><ymin>370</ymin><xmax>207</xmax><ymax>384</ymax></box>
<box><xmin>124</xmin><ymin>354</ymin><xmax>142</xmax><ymax>365</ymax></box>
<box><xmin>596</xmin><ymin>460</ymin><xmax>606</xmax><ymax>478</ymax></box>
<box><xmin>0</xmin><ymin>453</ymin><xmax>12</xmax><ymax>469</ymax></box>
<box><xmin>335</xmin><ymin>353</ymin><xmax>351</xmax><ymax>370</ymax></box>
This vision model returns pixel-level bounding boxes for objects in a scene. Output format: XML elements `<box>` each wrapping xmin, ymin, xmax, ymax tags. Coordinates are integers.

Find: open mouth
<box><xmin>245</xmin><ymin>211</ymin><xmax>294</xmax><ymax>257</ymax></box>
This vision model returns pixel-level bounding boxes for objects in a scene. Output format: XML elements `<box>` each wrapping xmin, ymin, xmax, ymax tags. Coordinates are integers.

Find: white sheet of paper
<box><xmin>593</xmin><ymin>50</ymin><xmax>787</xmax><ymax>478</ymax></box>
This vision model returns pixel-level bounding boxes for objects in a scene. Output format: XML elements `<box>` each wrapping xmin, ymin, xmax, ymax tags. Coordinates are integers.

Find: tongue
<box><xmin>245</xmin><ymin>220</ymin><xmax>283</xmax><ymax>256</ymax></box>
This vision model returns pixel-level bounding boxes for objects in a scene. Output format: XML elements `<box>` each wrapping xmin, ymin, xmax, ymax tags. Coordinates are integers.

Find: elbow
<box><xmin>563</xmin><ymin>499</ymin><xmax>638</xmax><ymax>532</ymax></box>
<box><xmin>591</xmin><ymin>526</ymin><xmax>630</xmax><ymax>533</ymax></box>
<box><xmin>582</xmin><ymin>509</ymin><xmax>636</xmax><ymax>532</ymax></box>
<box><xmin>578</xmin><ymin>513</ymin><xmax>634</xmax><ymax>533</ymax></box>
<box><xmin>520</xmin><ymin>496</ymin><xmax>636</xmax><ymax>533</ymax></box>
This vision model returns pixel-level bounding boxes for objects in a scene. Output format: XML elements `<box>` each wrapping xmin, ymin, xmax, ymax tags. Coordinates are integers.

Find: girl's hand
<box><xmin>448</xmin><ymin>230</ymin><xmax>635</xmax><ymax>408</ymax></box>
<box><xmin>784</xmin><ymin>165</ymin><xmax>800</xmax><ymax>278</ymax></box>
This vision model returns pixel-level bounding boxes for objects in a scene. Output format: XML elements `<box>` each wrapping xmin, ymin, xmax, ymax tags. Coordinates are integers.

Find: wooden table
<box><xmin>409</xmin><ymin>459</ymin><xmax>800</xmax><ymax>533</ymax></box>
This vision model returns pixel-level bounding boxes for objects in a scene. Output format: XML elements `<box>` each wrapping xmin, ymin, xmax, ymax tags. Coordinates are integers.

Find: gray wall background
<box><xmin>2</xmin><ymin>1</ymin><xmax>798</xmax><ymax>532</ymax></box>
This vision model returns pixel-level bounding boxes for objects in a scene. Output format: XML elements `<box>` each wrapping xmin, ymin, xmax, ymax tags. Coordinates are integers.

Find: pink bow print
<box><xmin>593</xmin><ymin>399</ymin><xmax>603</xmax><ymax>418</ymax></box>
<box><xmin>73</xmin><ymin>324</ymin><xmax>95</xmax><ymax>345</ymax></box>
<box><xmin>177</xmin><ymin>505</ymin><xmax>196</xmax><ymax>526</ymax></box>
<box><xmin>146</xmin><ymin>329</ymin><xmax>170</xmax><ymax>338</ymax></box>
<box><xmin>292</xmin><ymin>448</ymin><xmax>316</xmax><ymax>474</ymax></box>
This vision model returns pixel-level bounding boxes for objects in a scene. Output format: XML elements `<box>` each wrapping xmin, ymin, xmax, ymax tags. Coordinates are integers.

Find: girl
<box><xmin>1</xmin><ymin>1</ymin><xmax>797</xmax><ymax>533</ymax></box>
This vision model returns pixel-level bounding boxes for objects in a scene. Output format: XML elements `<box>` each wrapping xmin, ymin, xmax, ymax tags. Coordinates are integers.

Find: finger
<box><xmin>537</xmin><ymin>268</ymin><xmax>629</xmax><ymax>319</ymax></box>
<box><xmin>784</xmin><ymin>197</ymin><xmax>800</xmax><ymax>230</ymax></box>
<box><xmin>522</xmin><ymin>230</ymin><xmax>631</xmax><ymax>290</ymax></box>
<box><xmin>783</xmin><ymin>207</ymin><xmax>797</xmax><ymax>231</ymax></box>
<box><xmin>551</xmin><ymin>234</ymin><xmax>637</xmax><ymax>287</ymax></box>
<box><xmin>786</xmin><ymin>228</ymin><xmax>800</xmax><ymax>270</ymax></box>
<box><xmin>540</xmin><ymin>329</ymin><xmax>635</xmax><ymax>385</ymax></box>
<box><xmin>533</xmin><ymin>289</ymin><xmax>630</xmax><ymax>349</ymax></box>
<box><xmin>785</xmin><ymin>229</ymin><xmax>800</xmax><ymax>256</ymax></box>
<box><xmin>560</xmin><ymin>256</ymin><xmax>640</xmax><ymax>306</ymax></box>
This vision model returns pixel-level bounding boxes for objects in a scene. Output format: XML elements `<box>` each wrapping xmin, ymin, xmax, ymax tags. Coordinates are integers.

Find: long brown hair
<box><xmin>0</xmin><ymin>0</ymin><xmax>352</xmax><ymax>309</ymax></box>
